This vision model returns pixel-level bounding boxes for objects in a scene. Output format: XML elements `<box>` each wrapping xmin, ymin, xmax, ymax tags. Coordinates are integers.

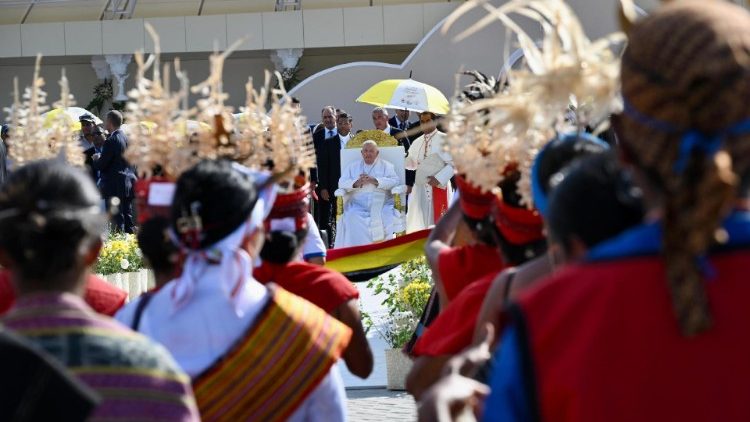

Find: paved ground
<box><xmin>347</xmin><ymin>388</ymin><xmax>416</xmax><ymax>421</ymax></box>
<box><xmin>344</xmin><ymin>270</ymin><xmax>417</xmax><ymax>421</ymax></box>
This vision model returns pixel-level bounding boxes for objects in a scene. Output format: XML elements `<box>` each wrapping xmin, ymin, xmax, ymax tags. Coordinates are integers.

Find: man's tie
<box><xmin>328</xmin><ymin>130</ymin><xmax>333</xmax><ymax>138</ymax></box>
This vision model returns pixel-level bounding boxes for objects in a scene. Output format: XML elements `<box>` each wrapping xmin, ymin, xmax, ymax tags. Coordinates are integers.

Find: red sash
<box><xmin>432</xmin><ymin>186</ymin><xmax>449</xmax><ymax>223</ymax></box>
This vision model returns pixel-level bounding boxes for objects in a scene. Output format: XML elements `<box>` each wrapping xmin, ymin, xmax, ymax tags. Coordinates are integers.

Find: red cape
<box><xmin>516</xmin><ymin>251</ymin><xmax>750</xmax><ymax>421</ymax></box>
<box><xmin>438</xmin><ymin>244</ymin><xmax>504</xmax><ymax>301</ymax></box>
<box><xmin>254</xmin><ymin>261</ymin><xmax>359</xmax><ymax>313</ymax></box>
<box><xmin>412</xmin><ymin>271</ymin><xmax>498</xmax><ymax>357</ymax></box>
<box><xmin>0</xmin><ymin>270</ymin><xmax>127</xmax><ymax>317</ymax></box>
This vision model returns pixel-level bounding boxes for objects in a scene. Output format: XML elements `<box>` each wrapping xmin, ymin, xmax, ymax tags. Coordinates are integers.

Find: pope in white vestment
<box><xmin>335</xmin><ymin>141</ymin><xmax>401</xmax><ymax>248</ymax></box>
<box><xmin>405</xmin><ymin>113</ymin><xmax>454</xmax><ymax>232</ymax></box>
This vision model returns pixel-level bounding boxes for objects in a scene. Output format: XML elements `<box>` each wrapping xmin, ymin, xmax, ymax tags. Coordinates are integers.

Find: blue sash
<box><xmin>586</xmin><ymin>211</ymin><xmax>750</xmax><ymax>262</ymax></box>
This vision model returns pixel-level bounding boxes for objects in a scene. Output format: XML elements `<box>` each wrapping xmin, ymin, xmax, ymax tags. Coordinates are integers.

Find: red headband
<box><xmin>494</xmin><ymin>200</ymin><xmax>545</xmax><ymax>245</ymax></box>
<box><xmin>456</xmin><ymin>174</ymin><xmax>496</xmax><ymax>220</ymax></box>
<box><xmin>265</xmin><ymin>185</ymin><xmax>310</xmax><ymax>231</ymax></box>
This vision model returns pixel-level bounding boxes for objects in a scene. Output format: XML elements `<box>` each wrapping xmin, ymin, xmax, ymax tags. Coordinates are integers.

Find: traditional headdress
<box><xmin>124</xmin><ymin>27</ymin><xmax>315</xmax><ymax>313</ymax></box>
<box><xmin>444</xmin><ymin>0</ymin><xmax>624</xmax><ymax>208</ymax></box>
<box><xmin>3</xmin><ymin>56</ymin><xmax>84</xmax><ymax>167</ymax></box>
<box><xmin>126</xmin><ymin>25</ymin><xmax>315</xmax><ymax>223</ymax></box>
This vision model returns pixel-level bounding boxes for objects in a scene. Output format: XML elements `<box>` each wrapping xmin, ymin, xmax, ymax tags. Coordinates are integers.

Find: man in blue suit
<box><xmin>92</xmin><ymin>110</ymin><xmax>136</xmax><ymax>233</ymax></box>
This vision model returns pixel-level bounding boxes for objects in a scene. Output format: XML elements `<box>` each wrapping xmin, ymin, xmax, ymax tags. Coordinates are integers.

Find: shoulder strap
<box><xmin>131</xmin><ymin>291</ymin><xmax>155</xmax><ymax>331</ymax></box>
<box><xmin>502</xmin><ymin>269</ymin><xmax>518</xmax><ymax>305</ymax></box>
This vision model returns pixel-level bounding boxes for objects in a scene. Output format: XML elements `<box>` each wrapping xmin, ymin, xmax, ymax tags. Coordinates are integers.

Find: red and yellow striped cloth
<box><xmin>325</xmin><ymin>229</ymin><xmax>431</xmax><ymax>274</ymax></box>
<box><xmin>192</xmin><ymin>286</ymin><xmax>352</xmax><ymax>422</ymax></box>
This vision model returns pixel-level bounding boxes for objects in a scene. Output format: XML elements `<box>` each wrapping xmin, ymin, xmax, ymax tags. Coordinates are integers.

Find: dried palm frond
<box><xmin>445</xmin><ymin>0</ymin><xmax>624</xmax><ymax>207</ymax></box>
<box><xmin>125</xmin><ymin>26</ymin><xmax>313</xmax><ymax>184</ymax></box>
<box><xmin>234</xmin><ymin>71</ymin><xmax>316</xmax><ymax>183</ymax></box>
<box><xmin>124</xmin><ymin>24</ymin><xmax>196</xmax><ymax>178</ymax></box>
<box><xmin>3</xmin><ymin>55</ymin><xmax>83</xmax><ymax>167</ymax></box>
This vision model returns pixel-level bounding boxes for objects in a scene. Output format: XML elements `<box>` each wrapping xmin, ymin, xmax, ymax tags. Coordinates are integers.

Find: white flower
<box><xmin>120</xmin><ymin>258</ymin><xmax>130</xmax><ymax>270</ymax></box>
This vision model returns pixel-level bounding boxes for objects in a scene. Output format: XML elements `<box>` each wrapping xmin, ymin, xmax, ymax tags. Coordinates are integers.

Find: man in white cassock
<box><xmin>335</xmin><ymin>140</ymin><xmax>401</xmax><ymax>248</ymax></box>
<box><xmin>405</xmin><ymin>112</ymin><xmax>454</xmax><ymax>232</ymax></box>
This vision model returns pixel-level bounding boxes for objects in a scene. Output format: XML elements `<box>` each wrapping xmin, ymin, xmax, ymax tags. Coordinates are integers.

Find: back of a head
<box><xmin>547</xmin><ymin>154</ymin><xmax>644</xmax><ymax>255</ymax></box>
<box><xmin>171</xmin><ymin>160</ymin><xmax>258</xmax><ymax>249</ymax></box>
<box><xmin>620</xmin><ymin>1</ymin><xmax>750</xmax><ymax>335</ymax></box>
<box><xmin>533</xmin><ymin>133</ymin><xmax>610</xmax><ymax>215</ymax></box>
<box><xmin>138</xmin><ymin>217</ymin><xmax>178</xmax><ymax>277</ymax></box>
<box><xmin>107</xmin><ymin>110</ymin><xmax>123</xmax><ymax>128</ymax></box>
<box><xmin>0</xmin><ymin>161</ymin><xmax>105</xmax><ymax>285</ymax></box>
<box><xmin>260</xmin><ymin>228</ymin><xmax>308</xmax><ymax>264</ymax></box>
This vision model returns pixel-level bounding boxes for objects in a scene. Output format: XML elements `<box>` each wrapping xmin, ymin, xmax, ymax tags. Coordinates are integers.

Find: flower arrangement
<box><xmin>95</xmin><ymin>232</ymin><xmax>143</xmax><ymax>275</ymax></box>
<box><xmin>86</xmin><ymin>79</ymin><xmax>114</xmax><ymax>115</ymax></box>
<box><xmin>367</xmin><ymin>257</ymin><xmax>433</xmax><ymax>349</ymax></box>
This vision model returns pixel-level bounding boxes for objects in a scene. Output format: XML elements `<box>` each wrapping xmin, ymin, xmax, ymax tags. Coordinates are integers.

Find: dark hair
<box><xmin>0</xmin><ymin>161</ymin><xmax>105</xmax><ymax>284</ymax></box>
<box><xmin>494</xmin><ymin>171</ymin><xmax>548</xmax><ymax>266</ymax></box>
<box><xmin>337</xmin><ymin>112</ymin><xmax>352</xmax><ymax>122</ymax></box>
<box><xmin>171</xmin><ymin>160</ymin><xmax>258</xmax><ymax>249</ymax></box>
<box><xmin>547</xmin><ymin>153</ymin><xmax>644</xmax><ymax>253</ymax></box>
<box><xmin>106</xmin><ymin>110</ymin><xmax>123</xmax><ymax>127</ymax></box>
<box><xmin>462</xmin><ymin>214</ymin><xmax>498</xmax><ymax>247</ymax></box>
<box><xmin>137</xmin><ymin>217</ymin><xmax>178</xmax><ymax>275</ymax></box>
<box><xmin>535</xmin><ymin>134</ymin><xmax>609</xmax><ymax>199</ymax></box>
<box><xmin>259</xmin><ymin>227</ymin><xmax>308</xmax><ymax>264</ymax></box>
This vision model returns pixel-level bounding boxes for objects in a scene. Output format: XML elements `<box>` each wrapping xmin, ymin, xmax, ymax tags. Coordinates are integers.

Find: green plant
<box><xmin>366</xmin><ymin>256</ymin><xmax>433</xmax><ymax>349</ymax></box>
<box><xmin>95</xmin><ymin>232</ymin><xmax>143</xmax><ymax>275</ymax></box>
<box><xmin>86</xmin><ymin>79</ymin><xmax>114</xmax><ymax>115</ymax></box>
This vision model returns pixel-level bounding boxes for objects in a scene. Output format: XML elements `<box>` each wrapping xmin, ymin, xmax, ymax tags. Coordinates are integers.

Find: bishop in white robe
<box><xmin>335</xmin><ymin>141</ymin><xmax>401</xmax><ymax>248</ymax></box>
<box><xmin>405</xmin><ymin>113</ymin><xmax>454</xmax><ymax>232</ymax></box>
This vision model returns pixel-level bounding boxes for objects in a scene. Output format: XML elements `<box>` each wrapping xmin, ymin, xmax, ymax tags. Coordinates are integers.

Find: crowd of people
<box><xmin>307</xmin><ymin>104</ymin><xmax>453</xmax><ymax>248</ymax></box>
<box><xmin>1</xmin><ymin>0</ymin><xmax>750</xmax><ymax>421</ymax></box>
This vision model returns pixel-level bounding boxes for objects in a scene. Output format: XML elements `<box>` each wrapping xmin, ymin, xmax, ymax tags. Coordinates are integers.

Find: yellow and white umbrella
<box><xmin>41</xmin><ymin>107</ymin><xmax>102</xmax><ymax>131</ymax></box>
<box><xmin>356</xmin><ymin>79</ymin><xmax>450</xmax><ymax>114</ymax></box>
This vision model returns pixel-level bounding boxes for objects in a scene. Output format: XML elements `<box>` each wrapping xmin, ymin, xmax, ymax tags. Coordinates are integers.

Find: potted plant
<box><xmin>367</xmin><ymin>257</ymin><xmax>432</xmax><ymax>390</ymax></box>
<box><xmin>95</xmin><ymin>232</ymin><xmax>153</xmax><ymax>300</ymax></box>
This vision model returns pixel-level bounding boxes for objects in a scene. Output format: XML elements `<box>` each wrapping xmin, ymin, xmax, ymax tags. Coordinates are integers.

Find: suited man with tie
<box><xmin>92</xmin><ymin>110</ymin><xmax>136</xmax><ymax>233</ymax></box>
<box><xmin>389</xmin><ymin>109</ymin><xmax>422</xmax><ymax>141</ymax></box>
<box><xmin>312</xmin><ymin>105</ymin><xmax>338</xmax><ymax>246</ymax></box>
<box><xmin>318</xmin><ymin>112</ymin><xmax>355</xmax><ymax>248</ymax></box>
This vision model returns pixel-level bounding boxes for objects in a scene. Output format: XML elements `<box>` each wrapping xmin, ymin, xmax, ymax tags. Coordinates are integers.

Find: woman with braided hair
<box><xmin>480</xmin><ymin>2</ymin><xmax>750</xmax><ymax>421</ymax></box>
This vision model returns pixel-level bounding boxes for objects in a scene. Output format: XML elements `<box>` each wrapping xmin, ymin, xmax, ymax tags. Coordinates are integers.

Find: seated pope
<box><xmin>335</xmin><ymin>140</ymin><xmax>401</xmax><ymax>248</ymax></box>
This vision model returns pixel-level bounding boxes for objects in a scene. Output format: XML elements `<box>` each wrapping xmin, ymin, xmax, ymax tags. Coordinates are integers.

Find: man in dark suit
<box><xmin>92</xmin><ymin>110</ymin><xmax>136</xmax><ymax>233</ymax></box>
<box><xmin>318</xmin><ymin>112</ymin><xmax>355</xmax><ymax>248</ymax></box>
<box><xmin>83</xmin><ymin>127</ymin><xmax>106</xmax><ymax>185</ymax></box>
<box><xmin>312</xmin><ymin>105</ymin><xmax>338</xmax><ymax>245</ymax></box>
<box><xmin>389</xmin><ymin>109</ymin><xmax>422</xmax><ymax>140</ymax></box>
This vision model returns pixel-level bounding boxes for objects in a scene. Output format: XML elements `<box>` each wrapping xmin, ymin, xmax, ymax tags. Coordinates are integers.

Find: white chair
<box><xmin>334</xmin><ymin>130</ymin><xmax>408</xmax><ymax>246</ymax></box>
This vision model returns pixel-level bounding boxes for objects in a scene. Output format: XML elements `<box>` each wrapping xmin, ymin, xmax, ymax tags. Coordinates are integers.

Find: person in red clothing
<box><xmin>480</xmin><ymin>3</ymin><xmax>750</xmax><ymax>421</ymax></box>
<box><xmin>426</xmin><ymin>175</ymin><xmax>507</xmax><ymax>307</ymax></box>
<box><xmin>254</xmin><ymin>183</ymin><xmax>374</xmax><ymax>379</ymax></box>
<box><xmin>407</xmin><ymin>168</ymin><xmax>547</xmax><ymax>398</ymax></box>
<box><xmin>408</xmin><ymin>133</ymin><xmax>615</xmax><ymax>399</ymax></box>
<box><xmin>0</xmin><ymin>270</ymin><xmax>127</xmax><ymax>316</ymax></box>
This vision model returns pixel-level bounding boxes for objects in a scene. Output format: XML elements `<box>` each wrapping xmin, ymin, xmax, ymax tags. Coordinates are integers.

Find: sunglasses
<box><xmin>93</xmin><ymin>131</ymin><xmax>103</xmax><ymax>136</ymax></box>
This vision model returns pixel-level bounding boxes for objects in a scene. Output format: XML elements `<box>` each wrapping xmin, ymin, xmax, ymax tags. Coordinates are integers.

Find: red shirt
<box><xmin>253</xmin><ymin>261</ymin><xmax>359</xmax><ymax>313</ymax></box>
<box><xmin>438</xmin><ymin>244</ymin><xmax>504</xmax><ymax>301</ymax></box>
<box><xmin>517</xmin><ymin>252</ymin><xmax>750</xmax><ymax>421</ymax></box>
<box><xmin>412</xmin><ymin>271</ymin><xmax>499</xmax><ymax>357</ymax></box>
<box><xmin>0</xmin><ymin>270</ymin><xmax>127</xmax><ymax>317</ymax></box>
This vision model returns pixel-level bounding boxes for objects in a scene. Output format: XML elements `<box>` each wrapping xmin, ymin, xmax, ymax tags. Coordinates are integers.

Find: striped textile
<box><xmin>192</xmin><ymin>286</ymin><xmax>352</xmax><ymax>422</ymax></box>
<box><xmin>326</xmin><ymin>228</ymin><xmax>431</xmax><ymax>274</ymax></box>
<box><xmin>3</xmin><ymin>292</ymin><xmax>200</xmax><ymax>422</ymax></box>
